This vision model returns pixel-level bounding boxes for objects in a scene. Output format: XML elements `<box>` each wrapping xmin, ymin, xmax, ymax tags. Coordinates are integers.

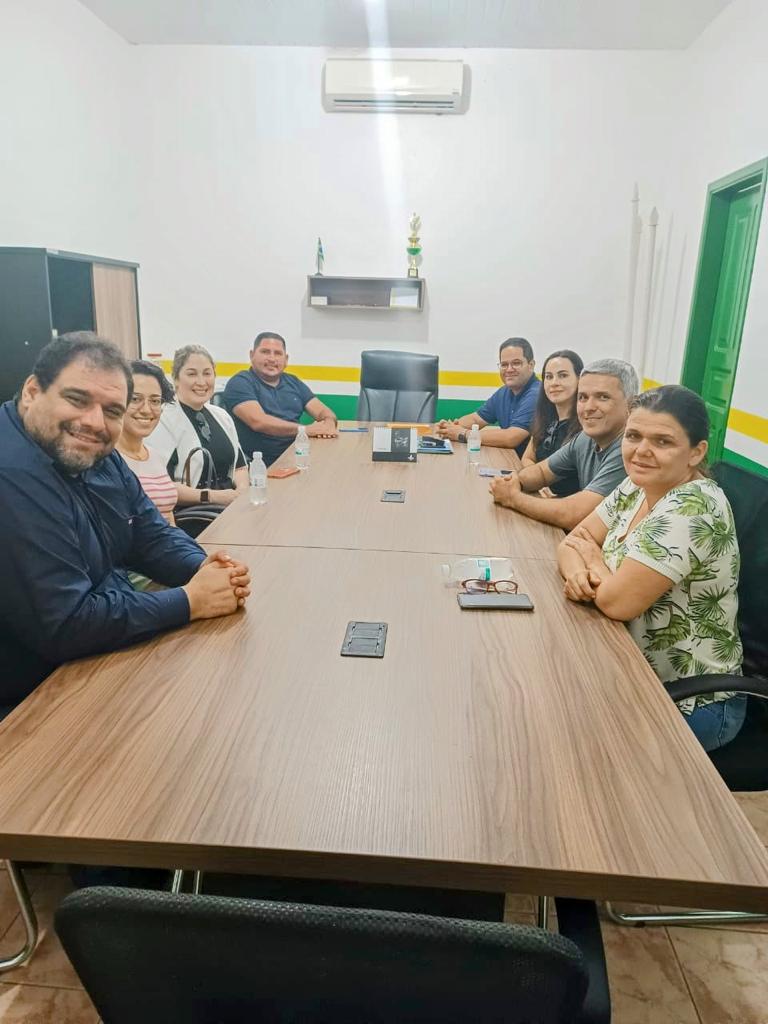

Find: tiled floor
<box><xmin>1</xmin><ymin>790</ymin><xmax>767</xmax><ymax>1023</ymax></box>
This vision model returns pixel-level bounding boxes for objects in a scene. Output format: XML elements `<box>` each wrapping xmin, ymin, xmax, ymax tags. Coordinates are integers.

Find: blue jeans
<box><xmin>685</xmin><ymin>694</ymin><xmax>747</xmax><ymax>752</ymax></box>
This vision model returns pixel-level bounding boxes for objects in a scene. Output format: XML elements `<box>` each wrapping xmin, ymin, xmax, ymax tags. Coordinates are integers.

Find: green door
<box><xmin>699</xmin><ymin>185</ymin><xmax>762</xmax><ymax>460</ymax></box>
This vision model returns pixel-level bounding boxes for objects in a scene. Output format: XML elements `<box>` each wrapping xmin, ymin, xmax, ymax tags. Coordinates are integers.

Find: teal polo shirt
<box><xmin>223</xmin><ymin>369</ymin><xmax>315</xmax><ymax>466</ymax></box>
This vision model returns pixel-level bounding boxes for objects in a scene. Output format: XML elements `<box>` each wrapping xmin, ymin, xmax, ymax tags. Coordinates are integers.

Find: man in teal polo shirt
<box><xmin>434</xmin><ymin>337</ymin><xmax>540</xmax><ymax>456</ymax></box>
<box><xmin>223</xmin><ymin>332</ymin><xmax>338</xmax><ymax>466</ymax></box>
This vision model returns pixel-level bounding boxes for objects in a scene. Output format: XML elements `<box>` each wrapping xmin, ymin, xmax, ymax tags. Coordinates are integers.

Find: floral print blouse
<box><xmin>595</xmin><ymin>477</ymin><xmax>742</xmax><ymax>714</ymax></box>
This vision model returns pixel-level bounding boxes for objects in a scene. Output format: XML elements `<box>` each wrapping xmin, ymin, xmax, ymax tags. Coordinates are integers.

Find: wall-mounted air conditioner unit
<box><xmin>322</xmin><ymin>59</ymin><xmax>469</xmax><ymax>115</ymax></box>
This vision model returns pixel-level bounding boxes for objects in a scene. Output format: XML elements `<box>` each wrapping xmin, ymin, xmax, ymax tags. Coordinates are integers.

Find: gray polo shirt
<box><xmin>546</xmin><ymin>432</ymin><xmax>626</xmax><ymax>496</ymax></box>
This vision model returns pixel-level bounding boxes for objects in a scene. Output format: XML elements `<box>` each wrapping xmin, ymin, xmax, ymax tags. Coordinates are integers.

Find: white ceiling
<box><xmin>78</xmin><ymin>0</ymin><xmax>732</xmax><ymax>50</ymax></box>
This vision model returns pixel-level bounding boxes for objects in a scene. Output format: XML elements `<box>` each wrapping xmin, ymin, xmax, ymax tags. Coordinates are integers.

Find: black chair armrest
<box><xmin>664</xmin><ymin>674</ymin><xmax>768</xmax><ymax>703</ymax></box>
<box><xmin>174</xmin><ymin>504</ymin><xmax>226</xmax><ymax>539</ymax></box>
<box><xmin>175</xmin><ymin>503</ymin><xmax>226</xmax><ymax>517</ymax></box>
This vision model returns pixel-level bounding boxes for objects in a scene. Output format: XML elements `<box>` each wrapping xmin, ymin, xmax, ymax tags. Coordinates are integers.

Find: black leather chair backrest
<box><xmin>56</xmin><ymin>887</ymin><xmax>590</xmax><ymax>1024</ymax></box>
<box><xmin>357</xmin><ymin>350</ymin><xmax>438</xmax><ymax>423</ymax></box>
<box><xmin>174</xmin><ymin>504</ymin><xmax>225</xmax><ymax>539</ymax></box>
<box><xmin>210</xmin><ymin>390</ymin><xmax>226</xmax><ymax>408</ymax></box>
<box><xmin>712</xmin><ymin>461</ymin><xmax>768</xmax><ymax>677</ymax></box>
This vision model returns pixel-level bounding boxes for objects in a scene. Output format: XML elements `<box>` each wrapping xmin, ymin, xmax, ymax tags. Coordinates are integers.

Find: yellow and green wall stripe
<box><xmin>159</xmin><ymin>361</ymin><xmax>768</xmax><ymax>471</ymax></box>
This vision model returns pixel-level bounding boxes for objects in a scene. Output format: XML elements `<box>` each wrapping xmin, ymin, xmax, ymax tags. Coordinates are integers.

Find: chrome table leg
<box><xmin>0</xmin><ymin>861</ymin><xmax>38</xmax><ymax>972</ymax></box>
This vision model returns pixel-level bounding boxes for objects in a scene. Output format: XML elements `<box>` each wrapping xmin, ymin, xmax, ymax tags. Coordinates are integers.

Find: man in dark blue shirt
<box><xmin>434</xmin><ymin>337</ymin><xmax>541</xmax><ymax>457</ymax></box>
<box><xmin>223</xmin><ymin>332</ymin><xmax>338</xmax><ymax>466</ymax></box>
<box><xmin>0</xmin><ymin>333</ymin><xmax>251</xmax><ymax>717</ymax></box>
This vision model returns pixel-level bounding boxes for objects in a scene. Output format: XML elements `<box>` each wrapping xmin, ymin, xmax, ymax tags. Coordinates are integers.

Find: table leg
<box><xmin>536</xmin><ymin>895</ymin><xmax>550</xmax><ymax>929</ymax></box>
<box><xmin>0</xmin><ymin>861</ymin><xmax>38</xmax><ymax>972</ymax></box>
<box><xmin>170</xmin><ymin>870</ymin><xmax>204</xmax><ymax>895</ymax></box>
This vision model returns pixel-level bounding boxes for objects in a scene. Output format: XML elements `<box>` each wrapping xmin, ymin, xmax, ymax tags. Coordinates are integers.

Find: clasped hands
<box><xmin>202</xmin><ymin>550</ymin><xmax>251</xmax><ymax>605</ymax></box>
<box><xmin>306</xmin><ymin>419</ymin><xmax>338</xmax><ymax>439</ymax></box>
<box><xmin>434</xmin><ymin>419</ymin><xmax>464</xmax><ymax>442</ymax></box>
<box><xmin>488</xmin><ymin>472</ymin><xmax>522</xmax><ymax>509</ymax></box>
<box><xmin>185</xmin><ymin>550</ymin><xmax>252</xmax><ymax>620</ymax></box>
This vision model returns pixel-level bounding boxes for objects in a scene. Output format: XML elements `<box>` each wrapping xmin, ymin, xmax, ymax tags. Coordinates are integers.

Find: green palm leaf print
<box><xmin>644</xmin><ymin>594</ymin><xmax>675</xmax><ymax>622</ymax></box>
<box><xmin>687</xmin><ymin>548</ymin><xmax>719</xmax><ymax>583</ymax></box>
<box><xmin>693</xmin><ymin>618</ymin><xmax>732</xmax><ymax>642</ymax></box>
<box><xmin>671</xmin><ymin>490</ymin><xmax>717</xmax><ymax>516</ymax></box>
<box><xmin>712</xmin><ymin>633</ymin><xmax>742</xmax><ymax>663</ymax></box>
<box><xmin>638</xmin><ymin>515</ymin><xmax>672</xmax><ymax>540</ymax></box>
<box><xmin>688</xmin><ymin>585</ymin><xmax>730</xmax><ymax>625</ymax></box>
<box><xmin>644</xmin><ymin>613</ymin><xmax>691</xmax><ymax>651</ymax></box>
<box><xmin>666</xmin><ymin>648</ymin><xmax>709</xmax><ymax>676</ymax></box>
<box><xmin>633</xmin><ymin>516</ymin><xmax>682</xmax><ymax>562</ymax></box>
<box><xmin>689</xmin><ymin>516</ymin><xmax>735</xmax><ymax>558</ymax></box>
<box><xmin>730</xmin><ymin>549</ymin><xmax>741</xmax><ymax>582</ymax></box>
<box><xmin>643</xmin><ymin>651</ymin><xmax>660</xmax><ymax>674</ymax></box>
<box><xmin>614</xmin><ymin>489</ymin><xmax>638</xmax><ymax>515</ymax></box>
<box><xmin>667</xmin><ymin>647</ymin><xmax>695</xmax><ymax>675</ymax></box>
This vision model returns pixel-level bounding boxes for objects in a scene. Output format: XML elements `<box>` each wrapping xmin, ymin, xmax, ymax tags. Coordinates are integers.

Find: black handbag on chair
<box><xmin>174</xmin><ymin>447</ymin><xmax>226</xmax><ymax>539</ymax></box>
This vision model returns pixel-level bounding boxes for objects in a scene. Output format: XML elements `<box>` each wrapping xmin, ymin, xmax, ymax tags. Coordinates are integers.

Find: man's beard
<box><xmin>32</xmin><ymin>426</ymin><xmax>112</xmax><ymax>474</ymax></box>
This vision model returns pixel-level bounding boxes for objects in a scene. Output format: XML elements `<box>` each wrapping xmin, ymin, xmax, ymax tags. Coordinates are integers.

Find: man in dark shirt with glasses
<box><xmin>434</xmin><ymin>337</ymin><xmax>541</xmax><ymax>456</ymax></box>
<box><xmin>0</xmin><ymin>333</ymin><xmax>251</xmax><ymax>719</ymax></box>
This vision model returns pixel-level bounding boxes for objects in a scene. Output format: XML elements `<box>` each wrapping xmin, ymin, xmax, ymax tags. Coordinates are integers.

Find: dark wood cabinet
<box><xmin>0</xmin><ymin>247</ymin><xmax>141</xmax><ymax>402</ymax></box>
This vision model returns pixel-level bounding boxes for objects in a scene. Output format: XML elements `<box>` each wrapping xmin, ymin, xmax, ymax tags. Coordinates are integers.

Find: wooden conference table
<box><xmin>0</xmin><ymin>425</ymin><xmax>767</xmax><ymax>913</ymax></box>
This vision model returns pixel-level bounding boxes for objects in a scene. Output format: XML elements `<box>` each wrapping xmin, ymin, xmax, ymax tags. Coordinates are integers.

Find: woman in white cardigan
<box><xmin>151</xmin><ymin>345</ymin><xmax>248</xmax><ymax>508</ymax></box>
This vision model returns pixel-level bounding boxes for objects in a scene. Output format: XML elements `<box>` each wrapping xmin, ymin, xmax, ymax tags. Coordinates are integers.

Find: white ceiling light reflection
<box><xmin>363</xmin><ymin>2</ymin><xmax>407</xmax><ymax>229</ymax></box>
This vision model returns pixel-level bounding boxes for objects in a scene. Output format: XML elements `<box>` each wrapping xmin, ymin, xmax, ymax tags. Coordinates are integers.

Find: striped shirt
<box><xmin>119</xmin><ymin>448</ymin><xmax>178</xmax><ymax>523</ymax></box>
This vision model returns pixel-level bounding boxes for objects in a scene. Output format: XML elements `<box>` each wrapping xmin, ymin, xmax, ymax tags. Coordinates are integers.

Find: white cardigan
<box><xmin>150</xmin><ymin>401</ymin><xmax>243</xmax><ymax>487</ymax></box>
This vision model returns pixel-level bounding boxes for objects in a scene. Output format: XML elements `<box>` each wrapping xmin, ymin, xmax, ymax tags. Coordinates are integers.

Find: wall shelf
<box><xmin>307</xmin><ymin>275</ymin><xmax>425</xmax><ymax>312</ymax></box>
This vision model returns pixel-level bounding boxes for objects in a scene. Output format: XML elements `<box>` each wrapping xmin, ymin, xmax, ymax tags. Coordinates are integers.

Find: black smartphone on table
<box><xmin>457</xmin><ymin>593</ymin><xmax>534</xmax><ymax>610</ymax></box>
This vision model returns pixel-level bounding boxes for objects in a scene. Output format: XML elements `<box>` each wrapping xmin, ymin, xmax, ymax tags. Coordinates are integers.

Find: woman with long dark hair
<box><xmin>520</xmin><ymin>349</ymin><xmax>583</xmax><ymax>496</ymax></box>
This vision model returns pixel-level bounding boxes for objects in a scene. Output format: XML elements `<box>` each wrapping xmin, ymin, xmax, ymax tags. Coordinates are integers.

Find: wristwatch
<box><xmin>200</xmin><ymin>489</ymin><xmax>210</xmax><ymax>503</ymax></box>
<box><xmin>457</xmin><ymin>432</ymin><xmax>467</xmax><ymax>444</ymax></box>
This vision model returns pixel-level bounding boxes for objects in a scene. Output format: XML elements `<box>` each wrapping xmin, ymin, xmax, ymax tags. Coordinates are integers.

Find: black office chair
<box><xmin>357</xmin><ymin>350</ymin><xmax>438</xmax><ymax>423</ymax></box>
<box><xmin>56</xmin><ymin>887</ymin><xmax>609</xmax><ymax>1024</ymax></box>
<box><xmin>174</xmin><ymin>503</ymin><xmax>226</xmax><ymax>539</ymax></box>
<box><xmin>606</xmin><ymin>460</ymin><xmax>768</xmax><ymax>927</ymax></box>
<box><xmin>210</xmin><ymin>390</ymin><xmax>226</xmax><ymax>408</ymax></box>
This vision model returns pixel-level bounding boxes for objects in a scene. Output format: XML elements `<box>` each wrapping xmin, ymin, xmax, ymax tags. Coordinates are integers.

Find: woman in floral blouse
<box><xmin>557</xmin><ymin>384</ymin><xmax>745</xmax><ymax>751</ymax></box>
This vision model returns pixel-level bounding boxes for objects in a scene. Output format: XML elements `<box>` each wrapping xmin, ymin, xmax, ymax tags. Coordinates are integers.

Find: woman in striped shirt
<box><xmin>117</xmin><ymin>361</ymin><xmax>179</xmax><ymax>525</ymax></box>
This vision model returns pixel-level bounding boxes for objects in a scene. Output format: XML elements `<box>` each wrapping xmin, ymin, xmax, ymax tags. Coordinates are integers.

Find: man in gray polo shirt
<box><xmin>489</xmin><ymin>358</ymin><xmax>639</xmax><ymax>531</ymax></box>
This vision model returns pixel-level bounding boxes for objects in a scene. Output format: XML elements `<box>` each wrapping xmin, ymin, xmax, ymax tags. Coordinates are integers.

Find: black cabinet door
<box><xmin>0</xmin><ymin>251</ymin><xmax>53</xmax><ymax>402</ymax></box>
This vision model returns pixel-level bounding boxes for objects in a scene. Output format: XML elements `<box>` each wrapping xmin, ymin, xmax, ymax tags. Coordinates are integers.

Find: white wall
<box><xmin>0</xmin><ymin>0</ymin><xmax>138</xmax><ymax>259</ymax></box>
<box><xmin>132</xmin><ymin>44</ymin><xmax>683</xmax><ymax>383</ymax></box>
<box><xmin>683</xmin><ymin>0</ymin><xmax>768</xmax><ymax>467</ymax></box>
<box><xmin>643</xmin><ymin>0</ymin><xmax>768</xmax><ymax>398</ymax></box>
<box><xmin>2</xmin><ymin>0</ymin><xmax>767</xmax><ymax>449</ymax></box>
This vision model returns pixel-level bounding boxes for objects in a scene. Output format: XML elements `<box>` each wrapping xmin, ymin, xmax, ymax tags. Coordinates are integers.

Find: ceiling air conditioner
<box><xmin>322</xmin><ymin>59</ymin><xmax>468</xmax><ymax>115</ymax></box>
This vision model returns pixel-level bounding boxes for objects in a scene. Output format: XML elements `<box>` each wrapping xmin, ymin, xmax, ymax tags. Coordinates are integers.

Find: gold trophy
<box><xmin>406</xmin><ymin>213</ymin><xmax>422</xmax><ymax>278</ymax></box>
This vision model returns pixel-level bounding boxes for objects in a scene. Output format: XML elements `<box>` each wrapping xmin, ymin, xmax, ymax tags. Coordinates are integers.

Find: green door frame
<box><xmin>680</xmin><ymin>157</ymin><xmax>768</xmax><ymax>462</ymax></box>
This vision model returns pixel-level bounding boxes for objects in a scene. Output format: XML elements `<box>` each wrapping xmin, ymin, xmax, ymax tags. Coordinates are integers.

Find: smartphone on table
<box><xmin>457</xmin><ymin>593</ymin><xmax>534</xmax><ymax>610</ymax></box>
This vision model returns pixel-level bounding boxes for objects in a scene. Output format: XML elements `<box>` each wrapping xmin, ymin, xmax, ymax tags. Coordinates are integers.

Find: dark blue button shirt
<box><xmin>223</xmin><ymin>369</ymin><xmax>315</xmax><ymax>466</ymax></box>
<box><xmin>475</xmin><ymin>376</ymin><xmax>541</xmax><ymax>456</ymax></box>
<box><xmin>0</xmin><ymin>402</ymin><xmax>206</xmax><ymax>713</ymax></box>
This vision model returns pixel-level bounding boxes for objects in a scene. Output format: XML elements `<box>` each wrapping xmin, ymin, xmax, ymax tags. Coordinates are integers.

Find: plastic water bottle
<box><xmin>294</xmin><ymin>425</ymin><xmax>310</xmax><ymax>471</ymax></box>
<box><xmin>249</xmin><ymin>452</ymin><xmax>268</xmax><ymax>505</ymax></box>
<box><xmin>441</xmin><ymin>557</ymin><xmax>516</xmax><ymax>587</ymax></box>
<box><xmin>467</xmin><ymin>423</ymin><xmax>481</xmax><ymax>466</ymax></box>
